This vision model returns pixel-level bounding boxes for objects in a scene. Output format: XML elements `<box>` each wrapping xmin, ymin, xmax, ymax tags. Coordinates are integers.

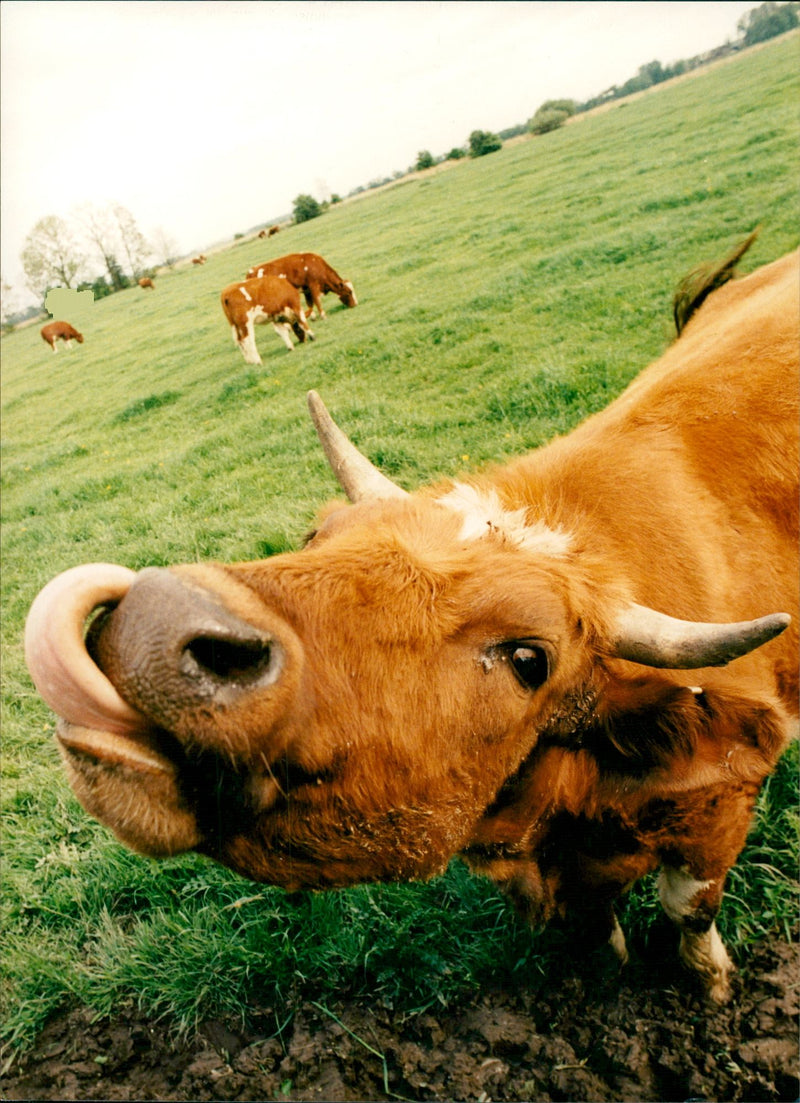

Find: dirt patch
<box><xmin>5</xmin><ymin>932</ymin><xmax>797</xmax><ymax>1102</ymax></box>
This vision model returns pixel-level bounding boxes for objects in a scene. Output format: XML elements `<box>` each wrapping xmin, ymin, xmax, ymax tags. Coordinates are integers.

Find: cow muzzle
<box><xmin>26</xmin><ymin>562</ymin><xmax>303</xmax><ymax>767</ymax></box>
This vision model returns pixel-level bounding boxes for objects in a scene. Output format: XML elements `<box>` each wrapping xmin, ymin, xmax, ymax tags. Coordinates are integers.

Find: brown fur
<box><xmin>40</xmin><ymin>321</ymin><xmax>83</xmax><ymax>349</ymax></box>
<box><xmin>138</xmin><ymin>277</ymin><xmax>154</xmax><ymax>290</ymax></box>
<box><xmin>38</xmin><ymin>245</ymin><xmax>799</xmax><ymax>996</ymax></box>
<box><xmin>220</xmin><ymin>275</ymin><xmax>313</xmax><ymax>362</ymax></box>
<box><xmin>245</xmin><ymin>252</ymin><xmax>356</xmax><ymax>318</ymax></box>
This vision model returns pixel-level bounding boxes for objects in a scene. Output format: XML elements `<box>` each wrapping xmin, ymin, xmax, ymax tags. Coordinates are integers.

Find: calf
<box><xmin>40</xmin><ymin>321</ymin><xmax>83</xmax><ymax>352</ymax></box>
<box><xmin>245</xmin><ymin>252</ymin><xmax>356</xmax><ymax>319</ymax></box>
<box><xmin>192</xmin><ymin>255</ymin><xmax>207</xmax><ymax>266</ymax></box>
<box><xmin>220</xmin><ymin>275</ymin><xmax>315</xmax><ymax>364</ymax></box>
<box><xmin>138</xmin><ymin>277</ymin><xmax>154</xmax><ymax>290</ymax></box>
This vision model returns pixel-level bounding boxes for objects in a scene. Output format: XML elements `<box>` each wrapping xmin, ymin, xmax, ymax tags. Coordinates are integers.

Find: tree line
<box><xmin>294</xmin><ymin>0</ymin><xmax>799</xmax><ymax>224</ymax></box>
<box><xmin>4</xmin><ymin>0</ymin><xmax>795</xmax><ymax>321</ymax></box>
<box><xmin>18</xmin><ymin>203</ymin><xmax>180</xmax><ymax>305</ymax></box>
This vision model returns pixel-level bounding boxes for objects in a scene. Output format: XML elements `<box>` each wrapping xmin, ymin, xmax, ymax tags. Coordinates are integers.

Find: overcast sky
<box><xmin>2</xmin><ymin>1</ymin><xmax>755</xmax><ymax>301</ymax></box>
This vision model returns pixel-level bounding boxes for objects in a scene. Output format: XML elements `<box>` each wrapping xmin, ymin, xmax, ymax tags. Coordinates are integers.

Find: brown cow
<box><xmin>40</xmin><ymin>320</ymin><xmax>83</xmax><ymax>352</ymax></box>
<box><xmin>258</xmin><ymin>230</ymin><xmax>267</xmax><ymax>239</ymax></box>
<box><xmin>192</xmin><ymin>255</ymin><xmax>207</xmax><ymax>266</ymax></box>
<box><xmin>25</xmin><ymin>240</ymin><xmax>798</xmax><ymax>1002</ymax></box>
<box><xmin>245</xmin><ymin>252</ymin><xmax>356</xmax><ymax>319</ymax></box>
<box><xmin>138</xmin><ymin>277</ymin><xmax>154</xmax><ymax>290</ymax></box>
<box><xmin>268</xmin><ymin>225</ymin><xmax>280</xmax><ymax>237</ymax></box>
<box><xmin>220</xmin><ymin>275</ymin><xmax>314</xmax><ymax>363</ymax></box>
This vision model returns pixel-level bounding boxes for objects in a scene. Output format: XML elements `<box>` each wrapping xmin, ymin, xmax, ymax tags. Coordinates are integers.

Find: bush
<box><xmin>293</xmin><ymin>194</ymin><xmax>323</xmax><ymax>223</ymax></box>
<box><xmin>529</xmin><ymin>108</ymin><xmax>570</xmax><ymax>135</ymax></box>
<box><xmin>446</xmin><ymin>147</ymin><xmax>465</xmax><ymax>160</ymax></box>
<box><xmin>529</xmin><ymin>98</ymin><xmax>577</xmax><ymax>135</ymax></box>
<box><xmin>468</xmin><ymin>130</ymin><xmax>502</xmax><ymax>158</ymax></box>
<box><xmin>415</xmin><ymin>150</ymin><xmax>434</xmax><ymax>171</ymax></box>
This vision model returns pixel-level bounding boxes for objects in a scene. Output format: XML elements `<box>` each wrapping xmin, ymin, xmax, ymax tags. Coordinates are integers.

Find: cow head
<box><xmin>339</xmin><ymin>281</ymin><xmax>357</xmax><ymax>308</ymax></box>
<box><xmin>25</xmin><ymin>393</ymin><xmax>788</xmax><ymax>891</ymax></box>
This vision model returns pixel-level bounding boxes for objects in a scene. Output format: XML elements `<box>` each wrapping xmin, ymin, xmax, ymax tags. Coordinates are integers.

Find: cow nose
<box><xmin>89</xmin><ymin>567</ymin><xmax>286</xmax><ymax>732</ymax></box>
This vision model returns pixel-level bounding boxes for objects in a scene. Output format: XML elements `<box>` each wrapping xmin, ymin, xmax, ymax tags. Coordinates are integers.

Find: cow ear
<box><xmin>586</xmin><ymin>677</ymin><xmax>788</xmax><ymax>775</ymax></box>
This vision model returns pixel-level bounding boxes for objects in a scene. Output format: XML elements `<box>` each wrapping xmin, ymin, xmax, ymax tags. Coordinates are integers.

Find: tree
<box><xmin>75</xmin><ymin>204</ymin><xmax>130</xmax><ymax>290</ymax></box>
<box><xmin>415</xmin><ymin>150</ymin><xmax>434</xmax><ymax>171</ymax></box>
<box><xmin>738</xmin><ymin>1</ymin><xmax>799</xmax><ymax>44</ymax></box>
<box><xmin>446</xmin><ymin>147</ymin><xmax>465</xmax><ymax>160</ymax></box>
<box><xmin>293</xmin><ymin>194</ymin><xmax>322</xmax><ymax>223</ymax></box>
<box><xmin>21</xmin><ymin>216</ymin><xmax>86</xmax><ymax>298</ymax></box>
<box><xmin>151</xmin><ymin>226</ymin><xmax>180</xmax><ymax>269</ymax></box>
<box><xmin>113</xmin><ymin>205</ymin><xmax>152</xmax><ymax>279</ymax></box>
<box><xmin>468</xmin><ymin>129</ymin><xmax>502</xmax><ymax>158</ymax></box>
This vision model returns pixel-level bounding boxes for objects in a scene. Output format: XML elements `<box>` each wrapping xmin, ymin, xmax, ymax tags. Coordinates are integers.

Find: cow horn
<box><xmin>307</xmin><ymin>391</ymin><xmax>408</xmax><ymax>502</ymax></box>
<box><xmin>611</xmin><ymin>603</ymin><xmax>791</xmax><ymax>668</ymax></box>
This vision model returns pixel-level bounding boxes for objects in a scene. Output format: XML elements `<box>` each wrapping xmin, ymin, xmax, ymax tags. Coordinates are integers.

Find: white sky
<box><xmin>1</xmin><ymin>1</ymin><xmax>754</xmax><ymax>301</ymax></box>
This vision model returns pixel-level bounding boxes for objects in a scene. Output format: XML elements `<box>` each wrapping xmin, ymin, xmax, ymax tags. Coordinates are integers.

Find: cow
<box><xmin>220</xmin><ymin>275</ymin><xmax>315</xmax><ymax>363</ymax></box>
<box><xmin>40</xmin><ymin>320</ymin><xmax>84</xmax><ymax>352</ymax></box>
<box><xmin>138</xmin><ymin>277</ymin><xmax>155</xmax><ymax>290</ymax></box>
<box><xmin>245</xmin><ymin>252</ymin><xmax>356</xmax><ymax>319</ymax></box>
<box><xmin>24</xmin><ymin>239</ymin><xmax>798</xmax><ymax>1003</ymax></box>
<box><xmin>268</xmin><ymin>225</ymin><xmax>280</xmax><ymax>237</ymax></box>
<box><xmin>192</xmin><ymin>255</ymin><xmax>207</xmax><ymax>266</ymax></box>
<box><xmin>258</xmin><ymin>230</ymin><xmax>267</xmax><ymax>239</ymax></box>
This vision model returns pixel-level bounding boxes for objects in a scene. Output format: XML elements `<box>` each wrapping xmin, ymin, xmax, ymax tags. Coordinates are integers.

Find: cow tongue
<box><xmin>25</xmin><ymin>563</ymin><xmax>148</xmax><ymax>735</ymax></box>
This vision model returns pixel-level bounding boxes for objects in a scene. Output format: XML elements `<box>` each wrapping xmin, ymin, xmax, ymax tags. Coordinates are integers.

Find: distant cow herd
<box><xmin>41</xmin><ymin>236</ymin><xmax>357</xmax><ymax>368</ymax></box>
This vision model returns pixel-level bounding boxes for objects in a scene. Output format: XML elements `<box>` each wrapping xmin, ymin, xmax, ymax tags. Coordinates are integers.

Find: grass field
<box><xmin>2</xmin><ymin>33</ymin><xmax>798</xmax><ymax>1053</ymax></box>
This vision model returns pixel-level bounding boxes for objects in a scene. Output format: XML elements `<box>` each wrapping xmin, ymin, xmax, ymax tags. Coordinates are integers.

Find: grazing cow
<box><xmin>245</xmin><ymin>252</ymin><xmax>356</xmax><ymax>319</ymax></box>
<box><xmin>25</xmin><ymin>240</ymin><xmax>798</xmax><ymax>1001</ymax></box>
<box><xmin>192</xmin><ymin>255</ymin><xmax>207</xmax><ymax>266</ymax></box>
<box><xmin>268</xmin><ymin>225</ymin><xmax>280</xmax><ymax>237</ymax></box>
<box><xmin>258</xmin><ymin>230</ymin><xmax>267</xmax><ymax>239</ymax></box>
<box><xmin>220</xmin><ymin>275</ymin><xmax>314</xmax><ymax>363</ymax></box>
<box><xmin>138</xmin><ymin>277</ymin><xmax>155</xmax><ymax>290</ymax></box>
<box><xmin>40</xmin><ymin>321</ymin><xmax>84</xmax><ymax>352</ymax></box>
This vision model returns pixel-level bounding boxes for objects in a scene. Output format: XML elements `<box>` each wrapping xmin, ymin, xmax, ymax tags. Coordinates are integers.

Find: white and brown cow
<box><xmin>40</xmin><ymin>320</ymin><xmax>84</xmax><ymax>352</ymax></box>
<box><xmin>25</xmin><ymin>238</ymin><xmax>798</xmax><ymax>1001</ymax></box>
<box><xmin>220</xmin><ymin>275</ymin><xmax>315</xmax><ymax>363</ymax></box>
<box><xmin>245</xmin><ymin>252</ymin><xmax>356</xmax><ymax>319</ymax></box>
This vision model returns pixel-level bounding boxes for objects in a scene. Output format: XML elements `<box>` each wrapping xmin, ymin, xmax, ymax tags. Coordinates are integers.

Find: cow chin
<box><xmin>56</xmin><ymin>719</ymin><xmax>202</xmax><ymax>857</ymax></box>
<box><xmin>55</xmin><ymin>716</ymin><xmax>468</xmax><ymax>889</ymax></box>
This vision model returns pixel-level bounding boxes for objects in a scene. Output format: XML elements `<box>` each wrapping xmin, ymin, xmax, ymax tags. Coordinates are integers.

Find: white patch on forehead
<box><xmin>436</xmin><ymin>482</ymin><xmax>572</xmax><ymax>556</ymax></box>
<box><xmin>239</xmin><ymin>285</ymin><xmax>253</xmax><ymax>301</ymax></box>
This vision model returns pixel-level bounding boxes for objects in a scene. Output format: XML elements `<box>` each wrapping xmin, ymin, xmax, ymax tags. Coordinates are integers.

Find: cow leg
<box><xmin>236</xmin><ymin>321</ymin><xmax>262</xmax><ymax>365</ymax></box>
<box><xmin>608</xmin><ymin>913</ymin><xmax>629</xmax><ymax>965</ymax></box>
<box><xmin>658</xmin><ymin>865</ymin><xmax>733</xmax><ymax>1002</ymax></box>
<box><xmin>292</xmin><ymin>310</ymin><xmax>314</xmax><ymax>344</ymax></box>
<box><xmin>64</xmin><ymin>339</ymin><xmax>72</xmax><ymax>349</ymax></box>
<box><xmin>51</xmin><ymin>342</ymin><xmax>58</xmax><ymax>353</ymax></box>
<box><xmin>310</xmin><ymin>285</ymin><xmax>325</xmax><ymax>319</ymax></box>
<box><xmin>272</xmin><ymin>322</ymin><xmax>295</xmax><ymax>351</ymax></box>
<box><xmin>303</xmin><ymin>289</ymin><xmax>319</xmax><ymax>319</ymax></box>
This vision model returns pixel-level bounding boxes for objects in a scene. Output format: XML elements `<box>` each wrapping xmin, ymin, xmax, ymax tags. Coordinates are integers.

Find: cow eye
<box><xmin>508</xmin><ymin>644</ymin><xmax>549</xmax><ymax>690</ymax></box>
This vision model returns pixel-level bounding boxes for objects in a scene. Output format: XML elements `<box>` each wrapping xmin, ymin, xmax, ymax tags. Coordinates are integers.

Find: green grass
<box><xmin>2</xmin><ymin>34</ymin><xmax>798</xmax><ymax>1052</ymax></box>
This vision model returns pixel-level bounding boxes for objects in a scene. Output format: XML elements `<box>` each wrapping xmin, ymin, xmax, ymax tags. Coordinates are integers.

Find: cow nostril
<box><xmin>182</xmin><ymin>636</ymin><xmax>277</xmax><ymax>686</ymax></box>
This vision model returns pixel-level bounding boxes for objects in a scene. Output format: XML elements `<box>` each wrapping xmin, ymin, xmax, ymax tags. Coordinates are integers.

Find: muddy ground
<box><xmin>5</xmin><ymin>931</ymin><xmax>797</xmax><ymax>1102</ymax></box>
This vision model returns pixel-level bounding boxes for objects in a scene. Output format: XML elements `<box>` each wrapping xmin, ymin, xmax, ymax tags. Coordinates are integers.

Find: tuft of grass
<box><xmin>2</xmin><ymin>33</ymin><xmax>798</xmax><ymax>1054</ymax></box>
<box><xmin>113</xmin><ymin>390</ymin><xmax>182</xmax><ymax>423</ymax></box>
